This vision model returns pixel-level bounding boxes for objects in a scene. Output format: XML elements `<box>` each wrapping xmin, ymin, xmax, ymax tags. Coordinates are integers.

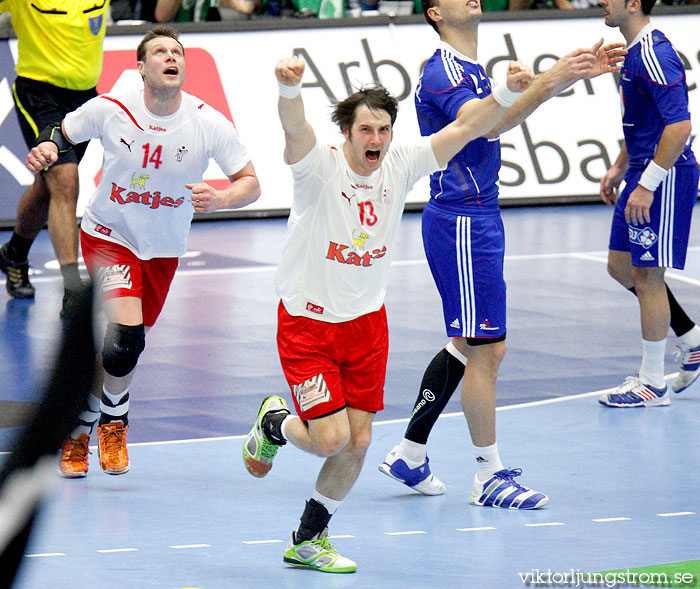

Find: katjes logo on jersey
<box><xmin>326</xmin><ymin>241</ymin><xmax>386</xmax><ymax>267</ymax></box>
<box><xmin>149</xmin><ymin>124</ymin><xmax>167</xmax><ymax>133</ymax></box>
<box><xmin>628</xmin><ymin>226</ymin><xmax>658</xmax><ymax>249</ymax></box>
<box><xmin>110</xmin><ymin>182</ymin><xmax>185</xmax><ymax>210</ymax></box>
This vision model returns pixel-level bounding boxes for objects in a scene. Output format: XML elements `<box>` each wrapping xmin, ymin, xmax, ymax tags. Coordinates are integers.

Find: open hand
<box><xmin>585</xmin><ymin>38</ymin><xmax>627</xmax><ymax>79</ymax></box>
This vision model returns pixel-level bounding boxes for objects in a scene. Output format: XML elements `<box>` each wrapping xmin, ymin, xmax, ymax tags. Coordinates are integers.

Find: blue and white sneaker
<box><xmin>598</xmin><ymin>376</ymin><xmax>670</xmax><ymax>408</ymax></box>
<box><xmin>378</xmin><ymin>445</ymin><xmax>446</xmax><ymax>495</ymax></box>
<box><xmin>469</xmin><ymin>468</ymin><xmax>548</xmax><ymax>509</ymax></box>
<box><xmin>672</xmin><ymin>343</ymin><xmax>700</xmax><ymax>394</ymax></box>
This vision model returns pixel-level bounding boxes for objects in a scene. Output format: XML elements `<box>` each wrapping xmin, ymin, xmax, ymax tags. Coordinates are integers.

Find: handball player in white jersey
<box><xmin>241</xmin><ymin>55</ymin><xmax>535</xmax><ymax>573</ymax></box>
<box><xmin>26</xmin><ymin>26</ymin><xmax>260</xmax><ymax>478</ymax></box>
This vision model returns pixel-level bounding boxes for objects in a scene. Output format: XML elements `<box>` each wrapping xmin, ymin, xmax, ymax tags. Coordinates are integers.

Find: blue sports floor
<box><xmin>1</xmin><ymin>203</ymin><xmax>699</xmax><ymax>588</ymax></box>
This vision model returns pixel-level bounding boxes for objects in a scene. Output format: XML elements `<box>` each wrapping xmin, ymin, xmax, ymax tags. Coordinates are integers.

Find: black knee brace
<box><xmin>102</xmin><ymin>323</ymin><xmax>145</xmax><ymax>377</ymax></box>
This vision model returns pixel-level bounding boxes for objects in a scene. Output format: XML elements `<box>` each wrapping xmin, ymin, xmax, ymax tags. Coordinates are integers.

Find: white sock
<box><xmin>638</xmin><ymin>338</ymin><xmax>667</xmax><ymax>389</ymax></box>
<box><xmin>312</xmin><ymin>490</ymin><xmax>342</xmax><ymax>515</ymax></box>
<box><xmin>397</xmin><ymin>438</ymin><xmax>427</xmax><ymax>464</ymax></box>
<box><xmin>279</xmin><ymin>414</ymin><xmax>293</xmax><ymax>441</ymax></box>
<box><xmin>473</xmin><ymin>442</ymin><xmax>504</xmax><ymax>481</ymax></box>
<box><xmin>100</xmin><ymin>385</ymin><xmax>129</xmax><ymax>423</ymax></box>
<box><xmin>445</xmin><ymin>340</ymin><xmax>468</xmax><ymax>365</ymax></box>
<box><xmin>680</xmin><ymin>325</ymin><xmax>700</xmax><ymax>348</ymax></box>
<box><xmin>71</xmin><ymin>394</ymin><xmax>100</xmax><ymax>438</ymax></box>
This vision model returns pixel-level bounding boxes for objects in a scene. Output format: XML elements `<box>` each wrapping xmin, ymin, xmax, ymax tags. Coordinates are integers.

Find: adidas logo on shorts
<box><xmin>450</xmin><ymin>318</ymin><xmax>461</xmax><ymax>329</ymax></box>
<box><xmin>640</xmin><ymin>251</ymin><xmax>654</xmax><ymax>261</ymax></box>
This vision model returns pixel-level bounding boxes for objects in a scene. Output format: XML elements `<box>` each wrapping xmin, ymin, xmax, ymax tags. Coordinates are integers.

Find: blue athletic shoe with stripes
<box><xmin>672</xmin><ymin>343</ymin><xmax>700</xmax><ymax>394</ymax></box>
<box><xmin>378</xmin><ymin>445</ymin><xmax>446</xmax><ymax>495</ymax></box>
<box><xmin>469</xmin><ymin>468</ymin><xmax>548</xmax><ymax>509</ymax></box>
<box><xmin>598</xmin><ymin>376</ymin><xmax>669</xmax><ymax>408</ymax></box>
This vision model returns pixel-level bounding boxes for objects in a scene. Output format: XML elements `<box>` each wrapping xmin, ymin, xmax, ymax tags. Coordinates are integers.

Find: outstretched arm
<box><xmin>485</xmin><ymin>39</ymin><xmax>626</xmax><ymax>138</ymax></box>
<box><xmin>276</xmin><ymin>57</ymin><xmax>316</xmax><ymax>165</ymax></box>
<box><xmin>431</xmin><ymin>61</ymin><xmax>534</xmax><ymax>168</ymax></box>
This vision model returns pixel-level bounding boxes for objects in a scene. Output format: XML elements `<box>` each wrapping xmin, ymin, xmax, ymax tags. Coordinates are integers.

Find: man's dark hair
<box><xmin>137</xmin><ymin>26</ymin><xmax>184</xmax><ymax>63</ymax></box>
<box><xmin>421</xmin><ymin>0</ymin><xmax>440</xmax><ymax>34</ymax></box>
<box><xmin>624</xmin><ymin>0</ymin><xmax>654</xmax><ymax>14</ymax></box>
<box><xmin>331</xmin><ymin>86</ymin><xmax>399</xmax><ymax>134</ymax></box>
<box><xmin>639</xmin><ymin>0</ymin><xmax>655</xmax><ymax>14</ymax></box>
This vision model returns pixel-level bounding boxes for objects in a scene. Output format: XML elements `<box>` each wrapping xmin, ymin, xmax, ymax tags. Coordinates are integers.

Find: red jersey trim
<box><xmin>99</xmin><ymin>96</ymin><xmax>145</xmax><ymax>131</ymax></box>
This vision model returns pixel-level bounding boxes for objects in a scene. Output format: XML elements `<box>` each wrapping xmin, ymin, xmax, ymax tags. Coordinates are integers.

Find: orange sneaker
<box><xmin>58</xmin><ymin>434</ymin><xmax>91</xmax><ymax>478</ymax></box>
<box><xmin>97</xmin><ymin>422</ymin><xmax>130</xmax><ymax>475</ymax></box>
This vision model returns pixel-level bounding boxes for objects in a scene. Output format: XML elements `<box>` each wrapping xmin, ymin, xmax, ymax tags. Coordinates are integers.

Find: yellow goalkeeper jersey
<box><xmin>1</xmin><ymin>0</ymin><xmax>110</xmax><ymax>90</ymax></box>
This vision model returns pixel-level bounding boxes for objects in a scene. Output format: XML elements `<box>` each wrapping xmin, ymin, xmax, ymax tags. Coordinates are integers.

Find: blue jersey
<box><xmin>415</xmin><ymin>41</ymin><xmax>501</xmax><ymax>213</ymax></box>
<box><xmin>620</xmin><ymin>24</ymin><xmax>695</xmax><ymax>169</ymax></box>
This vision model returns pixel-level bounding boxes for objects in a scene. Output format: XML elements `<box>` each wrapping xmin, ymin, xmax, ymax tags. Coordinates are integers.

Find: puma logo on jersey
<box><xmin>120</xmin><ymin>138</ymin><xmax>134</xmax><ymax>152</ymax></box>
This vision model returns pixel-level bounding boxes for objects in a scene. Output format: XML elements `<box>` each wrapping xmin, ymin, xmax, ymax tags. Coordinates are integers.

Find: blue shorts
<box><xmin>609</xmin><ymin>164</ymin><xmax>699</xmax><ymax>269</ymax></box>
<box><xmin>422</xmin><ymin>203</ymin><xmax>506</xmax><ymax>339</ymax></box>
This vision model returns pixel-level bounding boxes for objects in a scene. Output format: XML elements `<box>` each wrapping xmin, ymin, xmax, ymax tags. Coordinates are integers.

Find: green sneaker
<box><xmin>283</xmin><ymin>528</ymin><xmax>357</xmax><ymax>573</ymax></box>
<box><xmin>242</xmin><ymin>395</ymin><xmax>289</xmax><ymax>478</ymax></box>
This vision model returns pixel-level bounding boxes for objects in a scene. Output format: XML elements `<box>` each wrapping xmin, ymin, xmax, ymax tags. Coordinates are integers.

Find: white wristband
<box><xmin>278</xmin><ymin>80</ymin><xmax>302</xmax><ymax>99</ymax></box>
<box><xmin>638</xmin><ymin>160</ymin><xmax>668</xmax><ymax>192</ymax></box>
<box><xmin>491</xmin><ymin>82</ymin><xmax>522</xmax><ymax>107</ymax></box>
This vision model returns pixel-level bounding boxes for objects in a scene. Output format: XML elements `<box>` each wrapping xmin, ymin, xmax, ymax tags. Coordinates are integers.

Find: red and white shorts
<box><xmin>81</xmin><ymin>230</ymin><xmax>178</xmax><ymax>327</ymax></box>
<box><xmin>276</xmin><ymin>301</ymin><xmax>388</xmax><ymax>420</ymax></box>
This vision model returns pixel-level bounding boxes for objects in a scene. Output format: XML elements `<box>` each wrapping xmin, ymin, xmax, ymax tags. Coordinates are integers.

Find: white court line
<box><xmin>24</xmin><ymin>553</ymin><xmax>65</xmax><ymax>558</ymax></box>
<box><xmin>385</xmin><ymin>531</ymin><xmax>426</xmax><ymax>536</ymax></box>
<box><xmin>29</xmin><ymin>246</ymin><xmax>700</xmax><ymax>283</ymax></box>
<box><xmin>329</xmin><ymin>535</ymin><xmax>355</xmax><ymax>539</ymax></box>
<box><xmin>96</xmin><ymin>548</ymin><xmax>138</xmax><ymax>553</ymax></box>
<box><xmin>592</xmin><ymin>517</ymin><xmax>631</xmax><ymax>522</ymax></box>
<box><xmin>456</xmin><ymin>527</ymin><xmax>497</xmax><ymax>532</ymax></box>
<box><xmin>656</xmin><ymin>512</ymin><xmax>695</xmax><ymax>517</ymax></box>
<box><xmin>169</xmin><ymin>544</ymin><xmax>211</xmax><ymax>549</ymax></box>
<box><xmin>524</xmin><ymin>522</ymin><xmax>565</xmax><ymax>527</ymax></box>
<box><xmin>0</xmin><ymin>375</ymin><xmax>684</xmax><ymax>456</ymax></box>
<box><xmin>242</xmin><ymin>539</ymin><xmax>284</xmax><ymax>544</ymax></box>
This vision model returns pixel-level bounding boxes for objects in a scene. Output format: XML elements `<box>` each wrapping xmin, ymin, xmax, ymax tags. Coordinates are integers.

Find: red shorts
<box><xmin>80</xmin><ymin>230</ymin><xmax>178</xmax><ymax>327</ymax></box>
<box><xmin>277</xmin><ymin>301</ymin><xmax>388</xmax><ymax>420</ymax></box>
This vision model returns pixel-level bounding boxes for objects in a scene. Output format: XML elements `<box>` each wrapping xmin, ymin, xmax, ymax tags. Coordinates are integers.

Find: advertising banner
<box><xmin>0</xmin><ymin>15</ymin><xmax>698</xmax><ymax>223</ymax></box>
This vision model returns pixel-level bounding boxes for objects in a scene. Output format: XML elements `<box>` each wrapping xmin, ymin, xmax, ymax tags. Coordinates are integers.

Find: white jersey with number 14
<box><xmin>64</xmin><ymin>88</ymin><xmax>250</xmax><ymax>259</ymax></box>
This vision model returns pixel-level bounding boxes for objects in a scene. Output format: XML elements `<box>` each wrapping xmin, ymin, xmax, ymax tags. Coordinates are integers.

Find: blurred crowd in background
<box><xmin>0</xmin><ymin>0</ymin><xmax>698</xmax><ymax>30</ymax></box>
